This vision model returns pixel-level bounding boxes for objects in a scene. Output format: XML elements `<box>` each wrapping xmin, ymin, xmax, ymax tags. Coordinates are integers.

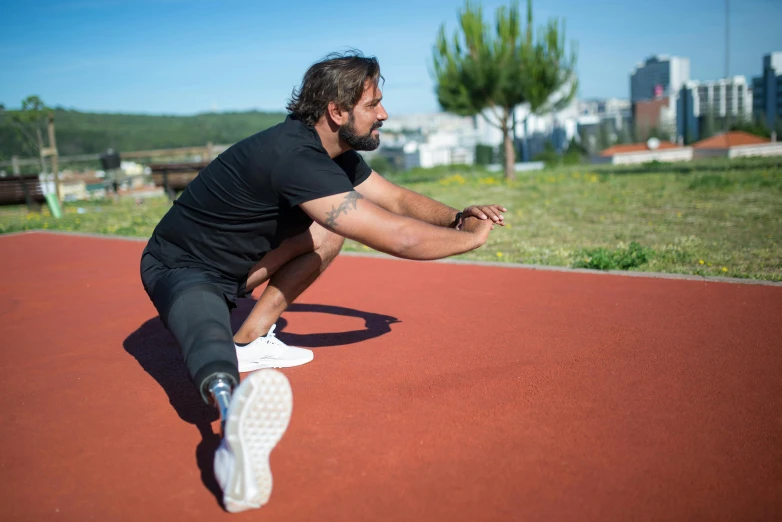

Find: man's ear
<box><xmin>327</xmin><ymin>102</ymin><xmax>347</xmax><ymax>126</ymax></box>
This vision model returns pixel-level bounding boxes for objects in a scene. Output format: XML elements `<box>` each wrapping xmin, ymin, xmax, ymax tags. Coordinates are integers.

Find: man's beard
<box><xmin>339</xmin><ymin>112</ymin><xmax>382</xmax><ymax>151</ymax></box>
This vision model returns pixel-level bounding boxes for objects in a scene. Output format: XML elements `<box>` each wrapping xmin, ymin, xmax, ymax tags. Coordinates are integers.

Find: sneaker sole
<box><xmin>238</xmin><ymin>353</ymin><xmax>314</xmax><ymax>373</ymax></box>
<box><xmin>222</xmin><ymin>369</ymin><xmax>293</xmax><ymax>513</ymax></box>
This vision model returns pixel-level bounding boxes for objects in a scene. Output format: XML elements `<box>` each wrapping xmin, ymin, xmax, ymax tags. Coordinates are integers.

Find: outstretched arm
<box><xmin>356</xmin><ymin>171</ymin><xmax>506</xmax><ymax>228</ymax></box>
<box><xmin>298</xmin><ymin>190</ymin><xmax>493</xmax><ymax>260</ymax></box>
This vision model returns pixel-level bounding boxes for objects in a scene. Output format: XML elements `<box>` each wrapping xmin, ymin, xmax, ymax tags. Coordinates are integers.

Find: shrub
<box><xmin>572</xmin><ymin>242</ymin><xmax>653</xmax><ymax>270</ymax></box>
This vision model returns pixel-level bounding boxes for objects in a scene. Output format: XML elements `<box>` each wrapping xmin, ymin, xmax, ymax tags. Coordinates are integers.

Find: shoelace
<box><xmin>262</xmin><ymin>324</ymin><xmax>286</xmax><ymax>348</ymax></box>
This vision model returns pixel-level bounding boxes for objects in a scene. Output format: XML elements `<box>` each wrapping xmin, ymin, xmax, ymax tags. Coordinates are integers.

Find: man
<box><xmin>140</xmin><ymin>50</ymin><xmax>506</xmax><ymax>513</ymax></box>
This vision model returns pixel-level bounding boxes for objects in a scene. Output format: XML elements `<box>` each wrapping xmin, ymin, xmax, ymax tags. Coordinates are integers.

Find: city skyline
<box><xmin>2</xmin><ymin>0</ymin><xmax>781</xmax><ymax>115</ymax></box>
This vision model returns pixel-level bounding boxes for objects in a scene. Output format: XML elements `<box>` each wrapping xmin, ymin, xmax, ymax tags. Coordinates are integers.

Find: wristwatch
<box><xmin>453</xmin><ymin>211</ymin><xmax>463</xmax><ymax>229</ymax></box>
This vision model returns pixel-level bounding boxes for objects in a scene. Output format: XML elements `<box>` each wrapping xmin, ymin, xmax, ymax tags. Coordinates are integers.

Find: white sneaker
<box><xmin>235</xmin><ymin>324</ymin><xmax>314</xmax><ymax>372</ymax></box>
<box><xmin>213</xmin><ymin>369</ymin><xmax>293</xmax><ymax>513</ymax></box>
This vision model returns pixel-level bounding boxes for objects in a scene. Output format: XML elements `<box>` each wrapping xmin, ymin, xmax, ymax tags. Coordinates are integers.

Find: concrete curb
<box><xmin>4</xmin><ymin>230</ymin><xmax>781</xmax><ymax>287</ymax></box>
<box><xmin>4</xmin><ymin>229</ymin><xmax>149</xmax><ymax>243</ymax></box>
<box><xmin>339</xmin><ymin>253</ymin><xmax>782</xmax><ymax>287</ymax></box>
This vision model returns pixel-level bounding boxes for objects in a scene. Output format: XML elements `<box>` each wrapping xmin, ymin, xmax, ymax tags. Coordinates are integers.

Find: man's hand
<box><xmin>460</xmin><ymin>215</ymin><xmax>494</xmax><ymax>246</ymax></box>
<box><xmin>458</xmin><ymin>204</ymin><xmax>507</xmax><ymax>229</ymax></box>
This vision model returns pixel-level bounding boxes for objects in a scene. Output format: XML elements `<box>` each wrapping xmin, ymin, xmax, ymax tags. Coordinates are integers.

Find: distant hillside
<box><xmin>0</xmin><ymin>109</ymin><xmax>287</xmax><ymax>160</ymax></box>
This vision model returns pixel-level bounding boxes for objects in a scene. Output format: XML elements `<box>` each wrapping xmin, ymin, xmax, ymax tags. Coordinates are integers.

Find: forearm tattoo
<box><xmin>325</xmin><ymin>191</ymin><xmax>363</xmax><ymax>227</ymax></box>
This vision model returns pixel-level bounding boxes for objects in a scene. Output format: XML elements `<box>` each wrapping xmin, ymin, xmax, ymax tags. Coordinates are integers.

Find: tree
<box><xmin>518</xmin><ymin>4</ymin><xmax>578</xmax><ymax>164</ymax></box>
<box><xmin>10</xmin><ymin>95</ymin><xmax>50</xmax><ymax>172</ymax></box>
<box><xmin>597</xmin><ymin>122</ymin><xmax>611</xmax><ymax>152</ymax></box>
<box><xmin>474</xmin><ymin>143</ymin><xmax>494</xmax><ymax>165</ymax></box>
<box><xmin>729</xmin><ymin>118</ymin><xmax>770</xmax><ymax>139</ymax></box>
<box><xmin>617</xmin><ymin>124</ymin><xmax>632</xmax><ymax>145</ymax></box>
<box><xmin>648</xmin><ymin>126</ymin><xmax>671</xmax><ymax>142</ymax></box>
<box><xmin>532</xmin><ymin>140</ymin><xmax>558</xmax><ymax>167</ymax></box>
<box><xmin>567</xmin><ymin>136</ymin><xmax>587</xmax><ymax>155</ymax></box>
<box><xmin>563</xmin><ymin>137</ymin><xmax>585</xmax><ymax>165</ymax></box>
<box><xmin>368</xmin><ymin>156</ymin><xmax>395</xmax><ymax>174</ymax></box>
<box><xmin>702</xmin><ymin>105</ymin><xmax>716</xmax><ymax>140</ymax></box>
<box><xmin>432</xmin><ymin>0</ymin><xmax>577</xmax><ymax>180</ymax></box>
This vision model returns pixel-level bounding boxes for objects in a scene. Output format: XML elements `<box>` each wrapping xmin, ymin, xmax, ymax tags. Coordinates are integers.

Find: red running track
<box><xmin>0</xmin><ymin>232</ymin><xmax>781</xmax><ymax>521</ymax></box>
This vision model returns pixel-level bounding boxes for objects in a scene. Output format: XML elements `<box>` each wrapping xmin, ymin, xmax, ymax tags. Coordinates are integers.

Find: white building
<box><xmin>375</xmin><ymin>87</ymin><xmax>585</xmax><ymax>169</ymax></box>
<box><xmin>397</xmin><ymin>135</ymin><xmax>475</xmax><ymax>169</ymax></box>
<box><xmin>752</xmin><ymin>52</ymin><xmax>782</xmax><ymax>130</ymax></box>
<box><xmin>578</xmin><ymin>98</ymin><xmax>631</xmax><ymax>117</ymax></box>
<box><xmin>472</xmin><ymin>98</ymin><xmax>582</xmax><ymax>161</ymax></box>
<box><xmin>677</xmin><ymin>76</ymin><xmax>753</xmax><ymax>143</ymax></box>
<box><xmin>594</xmin><ymin>140</ymin><xmax>693</xmax><ymax>165</ymax></box>
<box><xmin>372</xmin><ymin>113</ymin><xmax>481</xmax><ymax>170</ymax></box>
<box><xmin>575</xmin><ymin>98</ymin><xmax>633</xmax><ymax>153</ymax></box>
<box><xmin>381</xmin><ymin>112</ymin><xmax>475</xmax><ymax>135</ymax></box>
<box><xmin>630</xmin><ymin>55</ymin><xmax>691</xmax><ymax>103</ymax></box>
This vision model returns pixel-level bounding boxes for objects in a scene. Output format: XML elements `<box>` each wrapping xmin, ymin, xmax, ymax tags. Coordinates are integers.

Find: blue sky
<box><xmin>2</xmin><ymin>0</ymin><xmax>781</xmax><ymax>116</ymax></box>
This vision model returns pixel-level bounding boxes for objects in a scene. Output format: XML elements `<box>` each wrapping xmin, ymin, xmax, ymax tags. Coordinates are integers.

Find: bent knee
<box><xmin>311</xmin><ymin>223</ymin><xmax>344</xmax><ymax>257</ymax></box>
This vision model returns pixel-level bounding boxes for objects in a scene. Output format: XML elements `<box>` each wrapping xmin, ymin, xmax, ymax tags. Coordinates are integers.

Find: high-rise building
<box><xmin>752</xmin><ymin>52</ymin><xmax>782</xmax><ymax>130</ymax></box>
<box><xmin>629</xmin><ymin>55</ymin><xmax>690</xmax><ymax>142</ymax></box>
<box><xmin>677</xmin><ymin>76</ymin><xmax>753</xmax><ymax>143</ymax></box>
<box><xmin>634</xmin><ymin>97</ymin><xmax>677</xmax><ymax>142</ymax></box>
<box><xmin>630</xmin><ymin>55</ymin><xmax>690</xmax><ymax>103</ymax></box>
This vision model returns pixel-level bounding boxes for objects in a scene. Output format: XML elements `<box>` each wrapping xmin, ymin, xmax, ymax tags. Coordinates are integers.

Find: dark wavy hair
<box><xmin>286</xmin><ymin>50</ymin><xmax>384</xmax><ymax>126</ymax></box>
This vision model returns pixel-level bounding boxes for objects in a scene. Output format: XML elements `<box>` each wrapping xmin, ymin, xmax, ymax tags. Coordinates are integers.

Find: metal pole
<box><xmin>725</xmin><ymin>0</ymin><xmax>730</xmax><ymax>132</ymax></box>
<box><xmin>47</xmin><ymin>115</ymin><xmax>61</xmax><ymax>205</ymax></box>
<box><xmin>725</xmin><ymin>0</ymin><xmax>729</xmax><ymax>81</ymax></box>
<box><xmin>36</xmin><ymin>127</ymin><xmax>47</xmax><ymax>174</ymax></box>
<box><xmin>13</xmin><ymin>156</ymin><xmax>34</xmax><ymax>211</ymax></box>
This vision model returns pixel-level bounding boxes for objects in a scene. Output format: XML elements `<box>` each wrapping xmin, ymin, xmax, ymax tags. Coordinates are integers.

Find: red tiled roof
<box><xmin>692</xmin><ymin>131</ymin><xmax>769</xmax><ymax>149</ymax></box>
<box><xmin>600</xmin><ymin>141</ymin><xmax>681</xmax><ymax>157</ymax></box>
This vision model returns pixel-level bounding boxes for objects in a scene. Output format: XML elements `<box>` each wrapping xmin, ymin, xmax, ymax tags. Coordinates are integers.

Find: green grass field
<box><xmin>2</xmin><ymin>156</ymin><xmax>780</xmax><ymax>281</ymax></box>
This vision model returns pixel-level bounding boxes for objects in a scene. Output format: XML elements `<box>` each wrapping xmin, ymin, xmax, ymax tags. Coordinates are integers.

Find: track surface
<box><xmin>1</xmin><ymin>232</ymin><xmax>780</xmax><ymax>521</ymax></box>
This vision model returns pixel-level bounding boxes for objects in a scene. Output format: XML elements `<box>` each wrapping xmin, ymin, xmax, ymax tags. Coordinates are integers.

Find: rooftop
<box><xmin>692</xmin><ymin>131</ymin><xmax>769</xmax><ymax>149</ymax></box>
<box><xmin>600</xmin><ymin>141</ymin><xmax>682</xmax><ymax>157</ymax></box>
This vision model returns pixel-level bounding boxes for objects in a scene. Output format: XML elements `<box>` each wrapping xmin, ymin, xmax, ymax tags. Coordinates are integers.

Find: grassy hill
<box><xmin>0</xmin><ymin>109</ymin><xmax>287</xmax><ymax>160</ymax></box>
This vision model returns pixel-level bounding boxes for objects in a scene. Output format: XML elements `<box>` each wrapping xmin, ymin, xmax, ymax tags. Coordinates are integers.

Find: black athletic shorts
<box><xmin>140</xmin><ymin>247</ymin><xmax>246</xmax><ymax>327</ymax></box>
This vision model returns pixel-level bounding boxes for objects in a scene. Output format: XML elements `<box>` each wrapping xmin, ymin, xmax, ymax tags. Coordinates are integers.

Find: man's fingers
<box><xmin>464</xmin><ymin>204</ymin><xmax>508</xmax><ymax>222</ymax></box>
<box><xmin>486</xmin><ymin>204</ymin><xmax>507</xmax><ymax>215</ymax></box>
<box><xmin>480</xmin><ymin>206</ymin><xmax>503</xmax><ymax>222</ymax></box>
<box><xmin>465</xmin><ymin>207</ymin><xmax>488</xmax><ymax>219</ymax></box>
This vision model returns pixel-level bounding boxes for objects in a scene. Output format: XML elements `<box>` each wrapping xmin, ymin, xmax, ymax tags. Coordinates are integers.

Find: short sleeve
<box><xmin>271</xmin><ymin>146</ymin><xmax>357</xmax><ymax>207</ymax></box>
<box><xmin>333</xmin><ymin>150</ymin><xmax>372</xmax><ymax>186</ymax></box>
